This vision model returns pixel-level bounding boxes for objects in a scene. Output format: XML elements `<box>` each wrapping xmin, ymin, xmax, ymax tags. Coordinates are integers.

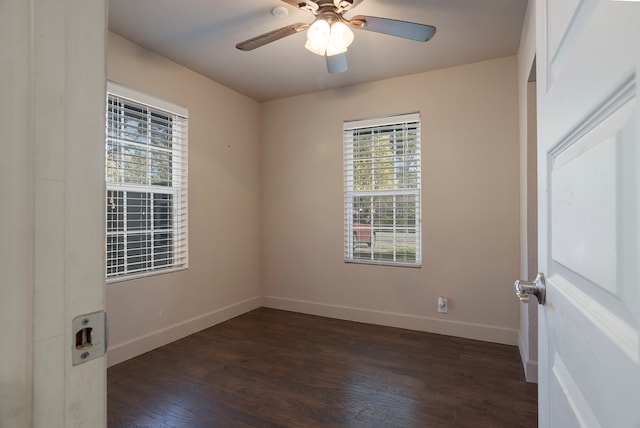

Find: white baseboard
<box><xmin>518</xmin><ymin>331</ymin><xmax>539</xmax><ymax>383</ymax></box>
<box><xmin>106</xmin><ymin>296</ymin><xmax>262</xmax><ymax>367</ymax></box>
<box><xmin>262</xmin><ymin>295</ymin><xmax>519</xmax><ymax>346</ymax></box>
<box><xmin>108</xmin><ymin>295</ymin><xmax>523</xmax><ymax>367</ymax></box>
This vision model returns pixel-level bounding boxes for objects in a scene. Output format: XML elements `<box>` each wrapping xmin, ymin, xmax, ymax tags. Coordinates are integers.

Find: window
<box><xmin>344</xmin><ymin>113</ymin><xmax>421</xmax><ymax>266</ymax></box>
<box><xmin>105</xmin><ymin>82</ymin><xmax>188</xmax><ymax>281</ymax></box>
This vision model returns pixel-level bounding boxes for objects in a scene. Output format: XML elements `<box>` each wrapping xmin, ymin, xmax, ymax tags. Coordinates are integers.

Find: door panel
<box><xmin>537</xmin><ymin>0</ymin><xmax>640</xmax><ymax>426</ymax></box>
<box><xmin>547</xmin><ymin>0</ymin><xmax>597</xmax><ymax>88</ymax></box>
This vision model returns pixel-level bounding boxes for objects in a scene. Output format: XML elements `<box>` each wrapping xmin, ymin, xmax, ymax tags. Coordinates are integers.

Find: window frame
<box><xmin>105</xmin><ymin>81</ymin><xmax>189</xmax><ymax>282</ymax></box>
<box><xmin>343</xmin><ymin>112</ymin><xmax>422</xmax><ymax>267</ymax></box>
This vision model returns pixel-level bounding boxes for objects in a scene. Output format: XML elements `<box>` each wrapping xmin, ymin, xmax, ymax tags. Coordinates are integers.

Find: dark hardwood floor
<box><xmin>108</xmin><ymin>308</ymin><xmax>537</xmax><ymax>427</ymax></box>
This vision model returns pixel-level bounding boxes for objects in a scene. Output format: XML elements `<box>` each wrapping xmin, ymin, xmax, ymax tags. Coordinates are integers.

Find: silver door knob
<box><xmin>514</xmin><ymin>272</ymin><xmax>546</xmax><ymax>305</ymax></box>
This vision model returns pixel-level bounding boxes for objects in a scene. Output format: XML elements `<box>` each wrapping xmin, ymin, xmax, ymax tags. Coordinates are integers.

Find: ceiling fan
<box><xmin>236</xmin><ymin>0</ymin><xmax>436</xmax><ymax>74</ymax></box>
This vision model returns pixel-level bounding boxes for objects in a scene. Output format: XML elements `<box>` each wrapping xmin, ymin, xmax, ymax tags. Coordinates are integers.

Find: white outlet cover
<box><xmin>438</xmin><ymin>298</ymin><xmax>448</xmax><ymax>314</ymax></box>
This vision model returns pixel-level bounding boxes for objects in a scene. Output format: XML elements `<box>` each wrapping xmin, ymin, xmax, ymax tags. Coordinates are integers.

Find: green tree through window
<box><xmin>344</xmin><ymin>113</ymin><xmax>421</xmax><ymax>266</ymax></box>
<box><xmin>106</xmin><ymin>82</ymin><xmax>188</xmax><ymax>280</ymax></box>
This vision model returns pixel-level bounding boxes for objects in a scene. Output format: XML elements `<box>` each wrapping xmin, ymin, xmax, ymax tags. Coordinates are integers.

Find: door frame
<box><xmin>0</xmin><ymin>1</ymin><xmax>107</xmax><ymax>426</ymax></box>
<box><xmin>517</xmin><ymin>0</ymin><xmax>539</xmax><ymax>384</ymax></box>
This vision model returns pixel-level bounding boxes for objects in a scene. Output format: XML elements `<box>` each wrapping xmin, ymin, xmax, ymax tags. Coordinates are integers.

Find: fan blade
<box><xmin>326</xmin><ymin>52</ymin><xmax>348</xmax><ymax>74</ymax></box>
<box><xmin>236</xmin><ymin>23</ymin><xmax>309</xmax><ymax>51</ymax></box>
<box><xmin>350</xmin><ymin>15</ymin><xmax>436</xmax><ymax>42</ymax></box>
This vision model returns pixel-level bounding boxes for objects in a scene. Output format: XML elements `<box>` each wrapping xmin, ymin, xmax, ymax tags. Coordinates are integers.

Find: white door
<box><xmin>535</xmin><ymin>0</ymin><xmax>640</xmax><ymax>426</ymax></box>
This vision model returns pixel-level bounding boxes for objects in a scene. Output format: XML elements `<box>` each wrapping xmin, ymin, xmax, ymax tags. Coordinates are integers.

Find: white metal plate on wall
<box><xmin>72</xmin><ymin>311</ymin><xmax>107</xmax><ymax>365</ymax></box>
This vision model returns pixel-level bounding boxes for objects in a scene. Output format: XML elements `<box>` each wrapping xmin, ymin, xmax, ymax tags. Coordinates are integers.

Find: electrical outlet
<box><xmin>437</xmin><ymin>296</ymin><xmax>448</xmax><ymax>314</ymax></box>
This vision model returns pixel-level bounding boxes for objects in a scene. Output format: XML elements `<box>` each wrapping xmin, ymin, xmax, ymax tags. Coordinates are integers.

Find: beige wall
<box><xmin>106</xmin><ymin>33</ymin><xmax>262</xmax><ymax>365</ymax></box>
<box><xmin>106</xmin><ymin>33</ymin><xmax>523</xmax><ymax>362</ymax></box>
<box><xmin>261</xmin><ymin>56</ymin><xmax>522</xmax><ymax>344</ymax></box>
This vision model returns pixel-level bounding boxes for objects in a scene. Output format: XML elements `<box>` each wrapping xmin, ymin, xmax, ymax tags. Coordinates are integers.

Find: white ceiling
<box><xmin>108</xmin><ymin>0</ymin><xmax>528</xmax><ymax>102</ymax></box>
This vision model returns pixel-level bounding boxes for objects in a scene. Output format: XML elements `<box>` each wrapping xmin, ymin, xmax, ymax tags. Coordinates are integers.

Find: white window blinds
<box><xmin>106</xmin><ymin>82</ymin><xmax>188</xmax><ymax>281</ymax></box>
<box><xmin>344</xmin><ymin>113</ymin><xmax>421</xmax><ymax>266</ymax></box>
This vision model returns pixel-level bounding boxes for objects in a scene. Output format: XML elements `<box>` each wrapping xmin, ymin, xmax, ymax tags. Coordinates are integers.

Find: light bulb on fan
<box><xmin>305</xmin><ymin>18</ymin><xmax>354</xmax><ymax>56</ymax></box>
<box><xmin>326</xmin><ymin>21</ymin><xmax>354</xmax><ymax>56</ymax></box>
<box><xmin>305</xmin><ymin>20</ymin><xmax>331</xmax><ymax>55</ymax></box>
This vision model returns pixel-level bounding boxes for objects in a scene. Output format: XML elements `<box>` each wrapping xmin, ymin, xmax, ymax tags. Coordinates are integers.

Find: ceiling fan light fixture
<box><xmin>325</xmin><ymin>44</ymin><xmax>347</xmax><ymax>56</ymax></box>
<box><xmin>306</xmin><ymin>18</ymin><xmax>354</xmax><ymax>56</ymax></box>
<box><xmin>326</xmin><ymin>21</ymin><xmax>354</xmax><ymax>56</ymax></box>
<box><xmin>305</xmin><ymin>19</ymin><xmax>331</xmax><ymax>55</ymax></box>
<box><xmin>304</xmin><ymin>39</ymin><xmax>327</xmax><ymax>56</ymax></box>
<box><xmin>236</xmin><ymin>0</ymin><xmax>437</xmax><ymax>74</ymax></box>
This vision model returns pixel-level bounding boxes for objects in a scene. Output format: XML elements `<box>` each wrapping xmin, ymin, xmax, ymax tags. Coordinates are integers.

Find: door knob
<box><xmin>514</xmin><ymin>272</ymin><xmax>546</xmax><ymax>305</ymax></box>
